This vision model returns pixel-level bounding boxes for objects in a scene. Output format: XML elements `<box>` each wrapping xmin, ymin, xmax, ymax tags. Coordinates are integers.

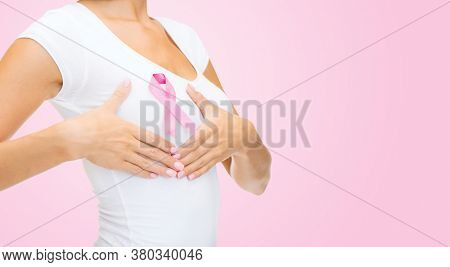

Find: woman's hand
<box><xmin>174</xmin><ymin>85</ymin><xmax>259</xmax><ymax>180</ymax></box>
<box><xmin>59</xmin><ymin>80</ymin><xmax>184</xmax><ymax>178</ymax></box>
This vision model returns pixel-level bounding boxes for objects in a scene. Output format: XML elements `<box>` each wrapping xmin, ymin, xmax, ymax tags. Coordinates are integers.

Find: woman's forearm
<box><xmin>0</xmin><ymin>123</ymin><xmax>72</xmax><ymax>190</ymax></box>
<box><xmin>230</xmin><ymin>122</ymin><xmax>272</xmax><ymax>195</ymax></box>
<box><xmin>0</xmin><ymin>83</ymin><xmax>184</xmax><ymax>191</ymax></box>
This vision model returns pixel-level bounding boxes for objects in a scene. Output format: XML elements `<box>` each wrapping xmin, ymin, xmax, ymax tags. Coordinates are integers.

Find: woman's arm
<box><xmin>0</xmin><ymin>39</ymin><xmax>67</xmax><ymax>189</ymax></box>
<box><xmin>0</xmin><ymin>123</ymin><xmax>72</xmax><ymax>190</ymax></box>
<box><xmin>176</xmin><ymin>61</ymin><xmax>272</xmax><ymax>195</ymax></box>
<box><xmin>0</xmin><ymin>39</ymin><xmax>182</xmax><ymax>191</ymax></box>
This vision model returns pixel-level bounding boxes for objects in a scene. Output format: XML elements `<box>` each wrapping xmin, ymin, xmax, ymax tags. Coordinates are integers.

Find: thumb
<box><xmin>103</xmin><ymin>79</ymin><xmax>132</xmax><ymax>112</ymax></box>
<box><xmin>186</xmin><ymin>84</ymin><xmax>215</xmax><ymax>116</ymax></box>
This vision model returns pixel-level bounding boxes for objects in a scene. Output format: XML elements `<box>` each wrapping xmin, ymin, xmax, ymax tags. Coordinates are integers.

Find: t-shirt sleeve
<box><xmin>189</xmin><ymin>28</ymin><xmax>210</xmax><ymax>73</ymax></box>
<box><xmin>17</xmin><ymin>9</ymin><xmax>87</xmax><ymax>102</ymax></box>
<box><xmin>158</xmin><ymin>17</ymin><xmax>210</xmax><ymax>73</ymax></box>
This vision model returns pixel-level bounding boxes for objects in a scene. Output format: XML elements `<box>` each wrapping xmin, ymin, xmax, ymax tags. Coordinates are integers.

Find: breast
<box><xmin>77</xmin><ymin>72</ymin><xmax>227</xmax><ymax>246</ymax></box>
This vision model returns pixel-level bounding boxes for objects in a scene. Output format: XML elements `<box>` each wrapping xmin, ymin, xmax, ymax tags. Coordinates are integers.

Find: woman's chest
<box><xmin>104</xmin><ymin>20</ymin><xmax>198</xmax><ymax>82</ymax></box>
<box><xmin>65</xmin><ymin>41</ymin><xmax>232</xmax><ymax>144</ymax></box>
<box><xmin>72</xmin><ymin>60</ymin><xmax>203</xmax><ymax>144</ymax></box>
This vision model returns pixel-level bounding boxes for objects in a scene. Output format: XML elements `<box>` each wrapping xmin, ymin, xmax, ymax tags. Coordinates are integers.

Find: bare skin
<box><xmin>0</xmin><ymin>0</ymin><xmax>271</xmax><ymax>195</ymax></box>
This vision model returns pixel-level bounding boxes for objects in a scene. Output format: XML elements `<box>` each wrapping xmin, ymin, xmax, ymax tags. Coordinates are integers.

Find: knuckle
<box><xmin>119</xmin><ymin>153</ymin><xmax>128</xmax><ymax>161</ymax></box>
<box><xmin>141</xmin><ymin>162</ymin><xmax>152</xmax><ymax>171</ymax></box>
<box><xmin>152</xmin><ymin>166</ymin><xmax>164</xmax><ymax>175</ymax></box>
<box><xmin>182</xmin><ymin>154</ymin><xmax>193</xmax><ymax>164</ymax></box>
<box><xmin>153</xmin><ymin>151</ymin><xmax>166</xmax><ymax>161</ymax></box>
<box><xmin>184</xmin><ymin>167</ymin><xmax>193</xmax><ymax>175</ymax></box>
<box><xmin>125</xmin><ymin>140</ymin><xmax>135</xmax><ymax>151</ymax></box>
<box><xmin>197</xmin><ymin>158</ymin><xmax>205</xmax><ymax>167</ymax></box>
<box><xmin>165</xmin><ymin>157</ymin><xmax>176</xmax><ymax>165</ymax></box>
<box><xmin>144</xmin><ymin>146</ymin><xmax>156</xmax><ymax>155</ymax></box>
<box><xmin>190</xmin><ymin>149</ymin><xmax>199</xmax><ymax>158</ymax></box>
<box><xmin>198</xmin><ymin>168</ymin><xmax>206</xmax><ymax>176</ymax></box>
<box><xmin>211</xmin><ymin>150</ymin><xmax>221</xmax><ymax>159</ymax></box>
<box><xmin>151</xmin><ymin>139</ymin><xmax>165</xmax><ymax>149</ymax></box>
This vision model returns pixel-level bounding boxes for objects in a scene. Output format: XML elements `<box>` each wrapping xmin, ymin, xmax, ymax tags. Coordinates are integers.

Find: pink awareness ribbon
<box><xmin>148</xmin><ymin>73</ymin><xmax>195</xmax><ymax>137</ymax></box>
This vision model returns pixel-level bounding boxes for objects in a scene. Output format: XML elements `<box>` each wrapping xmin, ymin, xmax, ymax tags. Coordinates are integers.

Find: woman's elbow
<box><xmin>255</xmin><ymin>154</ymin><xmax>272</xmax><ymax>195</ymax></box>
<box><xmin>247</xmin><ymin>158</ymin><xmax>272</xmax><ymax>196</ymax></box>
<box><xmin>250</xmin><ymin>176</ymin><xmax>270</xmax><ymax>196</ymax></box>
<box><xmin>0</xmin><ymin>180</ymin><xmax>9</xmax><ymax>192</ymax></box>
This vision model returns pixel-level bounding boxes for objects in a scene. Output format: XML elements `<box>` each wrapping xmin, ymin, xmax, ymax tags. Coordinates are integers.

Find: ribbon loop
<box><xmin>149</xmin><ymin>73</ymin><xmax>195</xmax><ymax>137</ymax></box>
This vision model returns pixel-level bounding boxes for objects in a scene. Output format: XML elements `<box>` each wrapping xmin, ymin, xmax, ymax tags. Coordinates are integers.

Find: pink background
<box><xmin>1</xmin><ymin>0</ymin><xmax>449</xmax><ymax>246</ymax></box>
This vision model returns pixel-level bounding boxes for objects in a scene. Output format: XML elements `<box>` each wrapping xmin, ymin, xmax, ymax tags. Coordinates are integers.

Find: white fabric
<box><xmin>18</xmin><ymin>3</ymin><xmax>233</xmax><ymax>247</ymax></box>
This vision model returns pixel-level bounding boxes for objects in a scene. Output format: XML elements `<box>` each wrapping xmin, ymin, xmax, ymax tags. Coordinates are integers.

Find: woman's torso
<box><xmin>19</xmin><ymin>3</ymin><xmax>233</xmax><ymax>246</ymax></box>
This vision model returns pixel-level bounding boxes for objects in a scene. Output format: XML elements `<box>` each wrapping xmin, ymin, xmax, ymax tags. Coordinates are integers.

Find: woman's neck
<box><xmin>78</xmin><ymin>0</ymin><xmax>149</xmax><ymax>22</ymax></box>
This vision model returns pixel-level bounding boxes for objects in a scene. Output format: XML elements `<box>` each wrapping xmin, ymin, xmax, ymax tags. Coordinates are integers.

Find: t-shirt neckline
<box><xmin>73</xmin><ymin>2</ymin><xmax>200</xmax><ymax>83</ymax></box>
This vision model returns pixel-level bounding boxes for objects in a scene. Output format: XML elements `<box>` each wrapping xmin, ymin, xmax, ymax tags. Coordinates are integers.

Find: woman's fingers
<box><xmin>135</xmin><ymin>142</ymin><xmax>184</xmax><ymax>171</ymax></box>
<box><xmin>182</xmin><ymin>150</ymin><xmax>221</xmax><ymax>179</ymax></box>
<box><xmin>119</xmin><ymin>161</ymin><xmax>155</xmax><ymax>179</ymax></box>
<box><xmin>183</xmin><ymin>154</ymin><xmax>218</xmax><ymax>180</ymax></box>
<box><xmin>126</xmin><ymin>153</ymin><xmax>177</xmax><ymax>178</ymax></box>
<box><xmin>175</xmin><ymin>125</ymin><xmax>213</xmax><ymax>158</ymax></box>
<box><xmin>186</xmin><ymin>84</ymin><xmax>215</xmax><ymax>117</ymax></box>
<box><xmin>132</xmin><ymin>126</ymin><xmax>174</xmax><ymax>153</ymax></box>
<box><xmin>179</xmin><ymin>144</ymin><xmax>209</xmax><ymax>167</ymax></box>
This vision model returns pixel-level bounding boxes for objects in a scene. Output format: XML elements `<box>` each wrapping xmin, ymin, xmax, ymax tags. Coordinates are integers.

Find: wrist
<box><xmin>51</xmin><ymin>120</ymin><xmax>86</xmax><ymax>161</ymax></box>
<box><xmin>30</xmin><ymin>122</ymin><xmax>78</xmax><ymax>163</ymax></box>
<box><xmin>234</xmin><ymin>119</ymin><xmax>260</xmax><ymax>157</ymax></box>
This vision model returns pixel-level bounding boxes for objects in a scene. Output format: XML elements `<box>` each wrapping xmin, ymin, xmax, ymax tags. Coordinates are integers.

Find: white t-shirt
<box><xmin>19</xmin><ymin>2</ymin><xmax>232</xmax><ymax>247</ymax></box>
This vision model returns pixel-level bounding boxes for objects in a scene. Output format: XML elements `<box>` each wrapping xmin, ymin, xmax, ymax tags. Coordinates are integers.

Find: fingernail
<box><xmin>177</xmin><ymin>171</ymin><xmax>185</xmax><ymax>179</ymax></box>
<box><xmin>172</xmin><ymin>154</ymin><xmax>181</xmax><ymax>160</ymax></box>
<box><xmin>170</xmin><ymin>147</ymin><xmax>178</xmax><ymax>154</ymax></box>
<box><xmin>174</xmin><ymin>161</ymin><xmax>184</xmax><ymax>171</ymax></box>
<box><xmin>150</xmin><ymin>173</ymin><xmax>158</xmax><ymax>179</ymax></box>
<box><xmin>188</xmin><ymin>174</ymin><xmax>196</xmax><ymax>180</ymax></box>
<box><xmin>166</xmin><ymin>169</ymin><xmax>177</xmax><ymax>177</ymax></box>
<box><xmin>122</xmin><ymin>78</ymin><xmax>131</xmax><ymax>88</ymax></box>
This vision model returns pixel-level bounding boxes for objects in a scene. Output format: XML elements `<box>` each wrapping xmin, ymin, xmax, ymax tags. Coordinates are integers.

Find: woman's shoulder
<box><xmin>17</xmin><ymin>3</ymin><xmax>88</xmax><ymax>103</ymax></box>
<box><xmin>30</xmin><ymin>3</ymin><xmax>81</xmax><ymax>29</ymax></box>
<box><xmin>18</xmin><ymin>3</ymin><xmax>86</xmax><ymax>51</ymax></box>
<box><xmin>21</xmin><ymin>3</ymin><xmax>83</xmax><ymax>34</ymax></box>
